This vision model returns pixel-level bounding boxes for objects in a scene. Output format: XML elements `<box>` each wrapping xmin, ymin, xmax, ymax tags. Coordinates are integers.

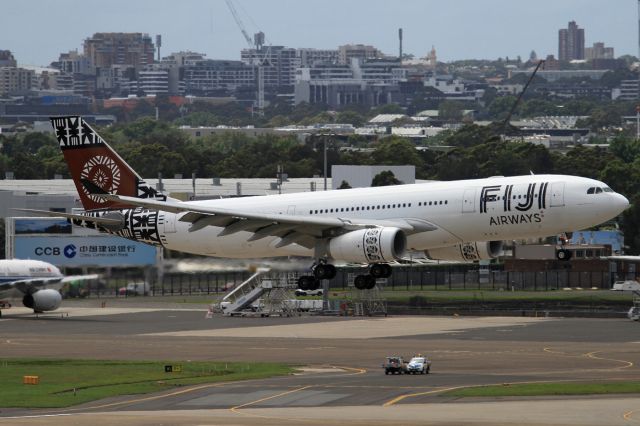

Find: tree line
<box><xmin>0</xmin><ymin>118</ymin><xmax>638</xmax><ymax>252</ymax></box>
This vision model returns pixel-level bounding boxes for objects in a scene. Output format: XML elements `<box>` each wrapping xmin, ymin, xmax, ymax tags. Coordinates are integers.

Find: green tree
<box><xmin>338</xmin><ymin>180</ymin><xmax>352</xmax><ymax>189</ymax></box>
<box><xmin>438</xmin><ymin>100</ymin><xmax>464</xmax><ymax>122</ymax></box>
<box><xmin>371</xmin><ymin>170</ymin><xmax>402</xmax><ymax>186</ymax></box>
<box><xmin>371</xmin><ymin>137</ymin><xmax>424</xmax><ymax>168</ymax></box>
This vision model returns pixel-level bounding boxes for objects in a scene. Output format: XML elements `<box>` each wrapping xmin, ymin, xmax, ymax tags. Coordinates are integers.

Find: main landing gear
<box><xmin>297</xmin><ymin>262</ymin><xmax>337</xmax><ymax>291</ymax></box>
<box><xmin>354</xmin><ymin>264</ymin><xmax>393</xmax><ymax>290</ymax></box>
<box><xmin>297</xmin><ymin>262</ymin><xmax>394</xmax><ymax>291</ymax></box>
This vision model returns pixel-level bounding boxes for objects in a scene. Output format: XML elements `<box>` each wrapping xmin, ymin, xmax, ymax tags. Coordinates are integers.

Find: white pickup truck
<box><xmin>405</xmin><ymin>356</ymin><xmax>431</xmax><ymax>374</ymax></box>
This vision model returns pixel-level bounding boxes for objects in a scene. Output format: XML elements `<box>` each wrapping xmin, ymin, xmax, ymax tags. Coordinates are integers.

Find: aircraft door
<box><xmin>287</xmin><ymin>205</ymin><xmax>296</xmax><ymax>215</ymax></box>
<box><xmin>162</xmin><ymin>213</ymin><xmax>176</xmax><ymax>233</ymax></box>
<box><xmin>462</xmin><ymin>188</ymin><xmax>476</xmax><ymax>213</ymax></box>
<box><xmin>550</xmin><ymin>182</ymin><xmax>565</xmax><ymax>207</ymax></box>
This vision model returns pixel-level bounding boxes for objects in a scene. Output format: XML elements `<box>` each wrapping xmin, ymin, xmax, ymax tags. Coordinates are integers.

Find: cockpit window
<box><xmin>603</xmin><ymin>187</ymin><xmax>614</xmax><ymax>193</ymax></box>
<box><xmin>595</xmin><ymin>187</ymin><xmax>603</xmax><ymax>194</ymax></box>
<box><xmin>587</xmin><ymin>187</ymin><xmax>595</xmax><ymax>194</ymax></box>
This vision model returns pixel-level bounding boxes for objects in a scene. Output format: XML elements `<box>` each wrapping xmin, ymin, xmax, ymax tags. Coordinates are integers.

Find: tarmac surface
<box><xmin>2</xmin><ymin>299</ymin><xmax>640</xmax><ymax>425</ymax></box>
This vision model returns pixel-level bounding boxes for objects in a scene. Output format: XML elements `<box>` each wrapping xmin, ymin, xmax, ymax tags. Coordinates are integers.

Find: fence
<box><xmin>64</xmin><ymin>265</ymin><xmax>637</xmax><ymax>298</ymax></box>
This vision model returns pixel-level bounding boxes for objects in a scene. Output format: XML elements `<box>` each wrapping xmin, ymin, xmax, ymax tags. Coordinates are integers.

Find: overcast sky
<box><xmin>3</xmin><ymin>0</ymin><xmax>638</xmax><ymax>66</ymax></box>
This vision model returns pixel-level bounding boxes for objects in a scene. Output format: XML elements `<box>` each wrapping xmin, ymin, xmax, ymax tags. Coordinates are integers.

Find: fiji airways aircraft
<box><xmin>0</xmin><ymin>259</ymin><xmax>97</xmax><ymax>317</ymax></box>
<box><xmin>20</xmin><ymin>116</ymin><xmax>629</xmax><ymax>290</ymax></box>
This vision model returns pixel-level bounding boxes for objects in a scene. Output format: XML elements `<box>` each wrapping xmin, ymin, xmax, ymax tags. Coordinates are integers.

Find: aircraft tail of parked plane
<box><xmin>0</xmin><ymin>259</ymin><xmax>98</xmax><ymax>317</ymax></box>
<box><xmin>18</xmin><ymin>116</ymin><xmax>630</xmax><ymax>292</ymax></box>
<box><xmin>50</xmin><ymin>116</ymin><xmax>166</xmax><ymax>211</ymax></box>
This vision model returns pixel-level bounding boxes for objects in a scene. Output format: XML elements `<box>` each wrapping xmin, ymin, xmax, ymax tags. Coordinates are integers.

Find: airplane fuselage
<box><xmin>75</xmin><ymin>174</ymin><xmax>628</xmax><ymax>259</ymax></box>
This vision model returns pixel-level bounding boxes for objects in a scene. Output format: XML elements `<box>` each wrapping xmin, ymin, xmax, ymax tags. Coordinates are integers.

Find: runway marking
<box><xmin>544</xmin><ymin>347</ymin><xmax>634</xmax><ymax>371</ymax></box>
<box><xmin>383</xmin><ymin>386</ymin><xmax>464</xmax><ymax>406</ymax></box>
<box><xmin>623</xmin><ymin>409</ymin><xmax>640</xmax><ymax>422</ymax></box>
<box><xmin>333</xmin><ymin>365</ymin><xmax>367</xmax><ymax>376</ymax></box>
<box><xmin>230</xmin><ymin>385</ymin><xmax>312</xmax><ymax>411</ymax></box>
<box><xmin>228</xmin><ymin>365</ymin><xmax>366</xmax><ymax>422</ymax></box>
<box><xmin>586</xmin><ymin>351</ymin><xmax>634</xmax><ymax>370</ymax></box>
<box><xmin>27</xmin><ymin>381</ymin><xmax>233</xmax><ymax>415</ymax></box>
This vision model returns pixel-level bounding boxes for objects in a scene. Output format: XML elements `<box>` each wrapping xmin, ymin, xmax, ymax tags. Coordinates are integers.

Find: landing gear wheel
<box><xmin>370</xmin><ymin>264</ymin><xmax>392</xmax><ymax>279</ymax></box>
<box><xmin>354</xmin><ymin>275</ymin><xmax>368</xmax><ymax>290</ymax></box>
<box><xmin>298</xmin><ymin>275</ymin><xmax>317</xmax><ymax>290</ymax></box>
<box><xmin>313</xmin><ymin>263</ymin><xmax>336</xmax><ymax>280</ymax></box>
<box><xmin>369</xmin><ymin>264</ymin><xmax>386</xmax><ymax>278</ymax></box>
<box><xmin>556</xmin><ymin>249</ymin><xmax>572</xmax><ymax>261</ymax></box>
<box><xmin>364</xmin><ymin>274</ymin><xmax>376</xmax><ymax>290</ymax></box>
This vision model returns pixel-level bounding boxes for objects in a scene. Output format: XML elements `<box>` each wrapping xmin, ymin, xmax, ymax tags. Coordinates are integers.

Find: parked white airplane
<box><xmin>19</xmin><ymin>116</ymin><xmax>629</xmax><ymax>290</ymax></box>
<box><xmin>0</xmin><ymin>259</ymin><xmax>97</xmax><ymax>317</ymax></box>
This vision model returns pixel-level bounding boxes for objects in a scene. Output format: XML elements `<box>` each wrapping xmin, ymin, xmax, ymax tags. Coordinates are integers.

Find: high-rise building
<box><xmin>241</xmin><ymin>46</ymin><xmax>299</xmax><ymax>93</ymax></box>
<box><xmin>0</xmin><ymin>50</ymin><xmax>17</xmax><ymax>67</ymax></box>
<box><xmin>558</xmin><ymin>21</ymin><xmax>585</xmax><ymax>61</ymax></box>
<box><xmin>183</xmin><ymin>60</ymin><xmax>256</xmax><ymax>96</ymax></box>
<box><xmin>83</xmin><ymin>33</ymin><xmax>155</xmax><ymax>74</ymax></box>
<box><xmin>338</xmin><ymin>44</ymin><xmax>383</xmax><ymax>65</ymax></box>
<box><xmin>0</xmin><ymin>67</ymin><xmax>36</xmax><ymax>95</ymax></box>
<box><xmin>585</xmin><ymin>42</ymin><xmax>614</xmax><ymax>60</ymax></box>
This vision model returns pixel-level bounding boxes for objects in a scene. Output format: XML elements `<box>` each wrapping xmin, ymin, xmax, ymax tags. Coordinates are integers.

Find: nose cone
<box><xmin>612</xmin><ymin>193</ymin><xmax>630</xmax><ymax>215</ymax></box>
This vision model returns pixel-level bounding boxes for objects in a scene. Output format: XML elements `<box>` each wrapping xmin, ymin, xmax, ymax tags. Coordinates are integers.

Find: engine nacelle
<box><xmin>328</xmin><ymin>227</ymin><xmax>406</xmax><ymax>263</ymax></box>
<box><xmin>426</xmin><ymin>241</ymin><xmax>504</xmax><ymax>262</ymax></box>
<box><xmin>22</xmin><ymin>289</ymin><xmax>62</xmax><ymax>312</ymax></box>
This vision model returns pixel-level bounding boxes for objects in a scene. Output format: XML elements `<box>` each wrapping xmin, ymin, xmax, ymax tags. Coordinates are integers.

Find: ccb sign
<box><xmin>34</xmin><ymin>247</ymin><xmax>60</xmax><ymax>256</ymax></box>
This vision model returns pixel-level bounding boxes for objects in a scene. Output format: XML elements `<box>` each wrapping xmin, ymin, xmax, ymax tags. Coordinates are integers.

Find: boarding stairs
<box><xmin>221</xmin><ymin>268</ymin><xmax>271</xmax><ymax>315</ymax></box>
<box><xmin>220</xmin><ymin>269</ymin><xmax>299</xmax><ymax>316</ymax></box>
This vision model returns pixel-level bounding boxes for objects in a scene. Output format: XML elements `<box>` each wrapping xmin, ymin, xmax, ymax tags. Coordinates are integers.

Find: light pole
<box><xmin>323</xmin><ymin>136</ymin><xmax>327</xmax><ymax>191</ymax></box>
<box><xmin>636</xmin><ymin>105</ymin><xmax>640</xmax><ymax>140</ymax></box>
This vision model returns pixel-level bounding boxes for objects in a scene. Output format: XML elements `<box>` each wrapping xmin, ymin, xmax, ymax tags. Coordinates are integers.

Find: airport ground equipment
<box><xmin>383</xmin><ymin>356</ymin><xmax>407</xmax><ymax>375</ymax></box>
<box><xmin>629</xmin><ymin>284</ymin><xmax>640</xmax><ymax>321</ymax></box>
<box><xmin>406</xmin><ymin>355</ymin><xmax>431</xmax><ymax>374</ymax></box>
<box><xmin>346</xmin><ymin>273</ymin><xmax>388</xmax><ymax>316</ymax></box>
<box><xmin>220</xmin><ymin>269</ymin><xmax>300</xmax><ymax>316</ymax></box>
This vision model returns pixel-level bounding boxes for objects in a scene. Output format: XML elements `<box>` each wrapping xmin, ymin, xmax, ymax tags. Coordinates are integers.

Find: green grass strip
<box><xmin>0</xmin><ymin>358</ymin><xmax>293</xmax><ymax>408</ymax></box>
<box><xmin>444</xmin><ymin>381</ymin><xmax>640</xmax><ymax>397</ymax></box>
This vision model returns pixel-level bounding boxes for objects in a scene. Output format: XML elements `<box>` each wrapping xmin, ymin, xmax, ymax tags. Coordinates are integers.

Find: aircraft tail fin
<box><xmin>50</xmin><ymin>116</ymin><xmax>165</xmax><ymax>210</ymax></box>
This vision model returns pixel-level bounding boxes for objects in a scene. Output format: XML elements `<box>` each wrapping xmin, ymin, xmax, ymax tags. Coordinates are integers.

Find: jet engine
<box><xmin>22</xmin><ymin>289</ymin><xmax>62</xmax><ymax>312</ymax></box>
<box><xmin>426</xmin><ymin>241</ymin><xmax>504</xmax><ymax>262</ymax></box>
<box><xmin>328</xmin><ymin>227</ymin><xmax>406</xmax><ymax>263</ymax></box>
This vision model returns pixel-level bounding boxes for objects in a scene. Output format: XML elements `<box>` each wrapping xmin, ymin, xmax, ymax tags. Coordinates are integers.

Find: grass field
<box><xmin>444</xmin><ymin>381</ymin><xmax>640</xmax><ymax>397</ymax></box>
<box><xmin>0</xmin><ymin>358</ymin><xmax>293</xmax><ymax>408</ymax></box>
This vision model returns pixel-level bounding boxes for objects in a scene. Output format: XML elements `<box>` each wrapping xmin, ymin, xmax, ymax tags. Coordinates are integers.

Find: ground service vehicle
<box><xmin>406</xmin><ymin>356</ymin><xmax>431</xmax><ymax>374</ymax></box>
<box><xmin>383</xmin><ymin>356</ymin><xmax>407</xmax><ymax>374</ymax></box>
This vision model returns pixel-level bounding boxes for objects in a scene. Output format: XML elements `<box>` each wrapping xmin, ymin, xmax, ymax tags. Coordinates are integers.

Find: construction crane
<box><xmin>225</xmin><ymin>0</ymin><xmax>252</xmax><ymax>46</ymax></box>
<box><xmin>224</xmin><ymin>0</ymin><xmax>267</xmax><ymax>114</ymax></box>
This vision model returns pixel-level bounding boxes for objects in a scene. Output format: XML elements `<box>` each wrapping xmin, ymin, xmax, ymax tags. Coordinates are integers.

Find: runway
<box><xmin>1</xmin><ymin>299</ymin><xmax>640</xmax><ymax>425</ymax></box>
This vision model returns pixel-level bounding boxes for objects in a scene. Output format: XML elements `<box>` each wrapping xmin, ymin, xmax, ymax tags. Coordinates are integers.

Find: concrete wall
<box><xmin>332</xmin><ymin>165</ymin><xmax>415</xmax><ymax>189</ymax></box>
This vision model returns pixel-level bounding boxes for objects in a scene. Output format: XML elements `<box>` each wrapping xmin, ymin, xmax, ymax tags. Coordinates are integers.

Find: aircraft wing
<box><xmin>98</xmin><ymin>194</ymin><xmax>438</xmax><ymax>249</ymax></box>
<box><xmin>0</xmin><ymin>277</ymin><xmax>63</xmax><ymax>294</ymax></box>
<box><xmin>13</xmin><ymin>208</ymin><xmax>124</xmax><ymax>226</ymax></box>
<box><xmin>0</xmin><ymin>274</ymin><xmax>99</xmax><ymax>295</ymax></box>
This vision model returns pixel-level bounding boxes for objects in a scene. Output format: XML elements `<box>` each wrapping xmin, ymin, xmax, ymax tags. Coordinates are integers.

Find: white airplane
<box><xmin>0</xmin><ymin>258</ymin><xmax>98</xmax><ymax>317</ymax></box>
<box><xmin>19</xmin><ymin>116</ymin><xmax>629</xmax><ymax>291</ymax></box>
